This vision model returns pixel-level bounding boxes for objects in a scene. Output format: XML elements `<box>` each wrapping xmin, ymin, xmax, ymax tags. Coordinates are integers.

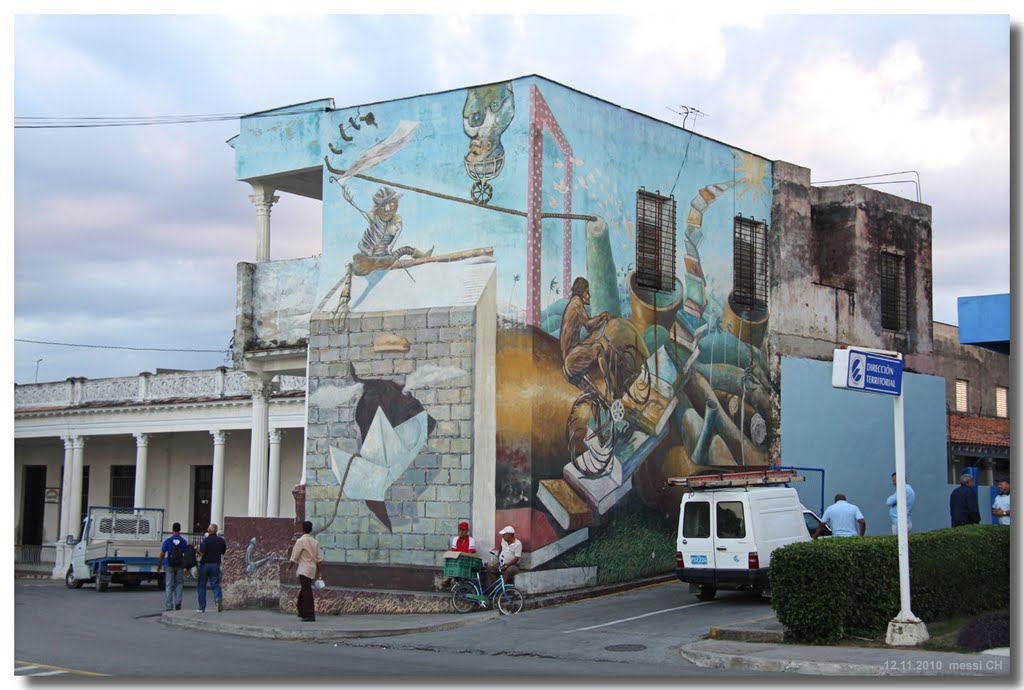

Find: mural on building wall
<box><xmin>463</xmin><ymin>81</ymin><xmax>515</xmax><ymax>204</ymax></box>
<box><xmin>302</xmin><ymin>78</ymin><xmax>774</xmax><ymax>585</ymax></box>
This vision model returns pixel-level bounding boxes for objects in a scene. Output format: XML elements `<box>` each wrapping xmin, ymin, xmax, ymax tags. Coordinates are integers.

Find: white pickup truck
<box><xmin>64</xmin><ymin>507</ymin><xmax>166</xmax><ymax>592</ymax></box>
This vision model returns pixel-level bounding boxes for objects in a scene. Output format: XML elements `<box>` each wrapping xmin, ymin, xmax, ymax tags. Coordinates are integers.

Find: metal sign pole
<box><xmin>892</xmin><ymin>392</ymin><xmax>914</xmax><ymax>620</ymax></box>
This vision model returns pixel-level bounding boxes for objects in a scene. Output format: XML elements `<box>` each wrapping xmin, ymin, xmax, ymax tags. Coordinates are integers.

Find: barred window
<box><xmin>996</xmin><ymin>386</ymin><xmax>1008</xmax><ymax>418</ymax></box>
<box><xmin>110</xmin><ymin>465</ymin><xmax>136</xmax><ymax>509</ymax></box>
<box><xmin>635</xmin><ymin>189</ymin><xmax>676</xmax><ymax>293</ymax></box>
<box><xmin>956</xmin><ymin>379</ymin><xmax>969</xmax><ymax>413</ymax></box>
<box><xmin>733</xmin><ymin>216</ymin><xmax>768</xmax><ymax>309</ymax></box>
<box><xmin>881</xmin><ymin>251</ymin><xmax>907</xmax><ymax>331</ymax></box>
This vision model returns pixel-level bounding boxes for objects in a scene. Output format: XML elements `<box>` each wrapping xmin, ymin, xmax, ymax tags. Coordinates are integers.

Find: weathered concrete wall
<box><xmin>768</xmin><ymin>163</ymin><xmax>934</xmax><ymax>374</ymax></box>
<box><xmin>933</xmin><ymin>321</ymin><xmax>1010</xmax><ymax>417</ymax></box>
<box><xmin>250</xmin><ymin>257</ymin><xmax>320</xmax><ymax>347</ymax></box>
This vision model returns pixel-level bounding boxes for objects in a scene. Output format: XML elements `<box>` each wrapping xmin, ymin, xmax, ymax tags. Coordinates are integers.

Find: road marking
<box><xmin>25</xmin><ymin>670</ymin><xmax>67</xmax><ymax>676</ymax></box>
<box><xmin>564</xmin><ymin>601</ymin><xmax>715</xmax><ymax>632</ymax></box>
<box><xmin>15</xmin><ymin>660</ymin><xmax>109</xmax><ymax>676</ymax></box>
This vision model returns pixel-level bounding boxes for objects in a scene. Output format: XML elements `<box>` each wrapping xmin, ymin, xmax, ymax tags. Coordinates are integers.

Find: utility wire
<box><xmin>15</xmin><ymin>106</ymin><xmax>330</xmax><ymax>129</ymax></box>
<box><xmin>15</xmin><ymin>338</ymin><xmax>228</xmax><ymax>353</ymax></box>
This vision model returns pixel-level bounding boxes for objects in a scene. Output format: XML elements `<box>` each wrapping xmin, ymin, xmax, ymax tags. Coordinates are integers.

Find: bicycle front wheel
<box><xmin>496</xmin><ymin>586</ymin><xmax>525</xmax><ymax>615</ymax></box>
<box><xmin>451</xmin><ymin>582</ymin><xmax>477</xmax><ymax>614</ymax></box>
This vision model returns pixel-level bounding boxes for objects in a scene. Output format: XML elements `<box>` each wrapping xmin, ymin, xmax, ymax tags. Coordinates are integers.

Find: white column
<box><xmin>58</xmin><ymin>436</ymin><xmax>75</xmax><ymax>541</ymax></box>
<box><xmin>267</xmin><ymin>428</ymin><xmax>282</xmax><ymax>518</ymax></box>
<box><xmin>210</xmin><ymin>430</ymin><xmax>227</xmax><ymax>528</ymax></box>
<box><xmin>248</xmin><ymin>183</ymin><xmax>279</xmax><ymax>263</ymax></box>
<box><xmin>133</xmin><ymin>433</ymin><xmax>149</xmax><ymax>509</ymax></box>
<box><xmin>247</xmin><ymin>376</ymin><xmax>271</xmax><ymax>516</ymax></box>
<box><xmin>53</xmin><ymin>436</ymin><xmax>76</xmax><ymax>576</ymax></box>
<box><xmin>67</xmin><ymin>436</ymin><xmax>85</xmax><ymax>541</ymax></box>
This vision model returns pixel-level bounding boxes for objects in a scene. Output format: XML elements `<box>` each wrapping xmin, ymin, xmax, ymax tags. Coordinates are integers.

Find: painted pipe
<box><xmin>585</xmin><ymin>216</ymin><xmax>621</xmax><ymax>318</ymax></box>
<box><xmin>691</xmin><ymin>400</ymin><xmax>720</xmax><ymax>466</ymax></box>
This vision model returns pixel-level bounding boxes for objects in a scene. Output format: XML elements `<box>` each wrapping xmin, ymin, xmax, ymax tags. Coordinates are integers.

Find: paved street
<box><xmin>14</xmin><ymin>578</ymin><xmax>770</xmax><ymax>678</ymax></box>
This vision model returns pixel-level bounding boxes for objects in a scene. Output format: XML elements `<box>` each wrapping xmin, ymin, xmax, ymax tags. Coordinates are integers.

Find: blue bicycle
<box><xmin>450</xmin><ymin>553</ymin><xmax>525</xmax><ymax>615</ymax></box>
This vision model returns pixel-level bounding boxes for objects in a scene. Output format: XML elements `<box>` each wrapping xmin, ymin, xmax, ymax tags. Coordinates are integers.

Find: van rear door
<box><xmin>712</xmin><ymin>496</ymin><xmax>755</xmax><ymax>575</ymax></box>
<box><xmin>679</xmin><ymin>497</ymin><xmax>714</xmax><ymax>575</ymax></box>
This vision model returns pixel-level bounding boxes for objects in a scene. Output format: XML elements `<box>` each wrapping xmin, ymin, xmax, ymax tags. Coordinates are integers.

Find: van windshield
<box><xmin>682</xmin><ymin>501</ymin><xmax>710</xmax><ymax>538</ymax></box>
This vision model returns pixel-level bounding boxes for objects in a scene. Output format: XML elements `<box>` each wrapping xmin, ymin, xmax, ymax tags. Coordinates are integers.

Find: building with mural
<box><xmin>15</xmin><ymin>76</ymin><xmax>971</xmax><ymax>598</ymax></box>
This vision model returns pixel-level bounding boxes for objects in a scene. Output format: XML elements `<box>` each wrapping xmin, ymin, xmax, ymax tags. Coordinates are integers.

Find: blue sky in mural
<box><xmin>8</xmin><ymin>9</ymin><xmax>1017</xmax><ymax>383</ymax></box>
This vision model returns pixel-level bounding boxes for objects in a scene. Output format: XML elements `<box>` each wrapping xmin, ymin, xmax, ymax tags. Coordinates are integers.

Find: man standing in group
<box><xmin>814</xmin><ymin>493</ymin><xmax>866</xmax><ymax>538</ymax></box>
<box><xmin>886</xmin><ymin>472</ymin><xmax>916</xmax><ymax>534</ymax></box>
<box><xmin>992</xmin><ymin>480</ymin><xmax>1011</xmax><ymax>525</ymax></box>
<box><xmin>950</xmin><ymin>472</ymin><xmax>981</xmax><ymax>526</ymax></box>
<box><xmin>156</xmin><ymin>522</ymin><xmax>190</xmax><ymax>611</ymax></box>
<box><xmin>287</xmin><ymin>521</ymin><xmax>323</xmax><ymax>622</ymax></box>
<box><xmin>196</xmin><ymin>523</ymin><xmax>227</xmax><ymax>613</ymax></box>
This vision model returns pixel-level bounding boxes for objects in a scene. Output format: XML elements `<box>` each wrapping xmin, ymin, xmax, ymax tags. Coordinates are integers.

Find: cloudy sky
<box><xmin>8</xmin><ymin>9</ymin><xmax>1016</xmax><ymax>384</ymax></box>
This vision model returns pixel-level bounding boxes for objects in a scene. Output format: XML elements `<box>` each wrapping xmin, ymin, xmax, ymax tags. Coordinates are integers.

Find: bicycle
<box><xmin>449</xmin><ymin>553</ymin><xmax>525</xmax><ymax>615</ymax></box>
<box><xmin>565</xmin><ymin>322</ymin><xmax>652</xmax><ymax>477</ymax></box>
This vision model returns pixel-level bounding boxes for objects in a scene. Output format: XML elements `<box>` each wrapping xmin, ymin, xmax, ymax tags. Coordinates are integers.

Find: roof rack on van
<box><xmin>665</xmin><ymin>469</ymin><xmax>804</xmax><ymax>489</ymax></box>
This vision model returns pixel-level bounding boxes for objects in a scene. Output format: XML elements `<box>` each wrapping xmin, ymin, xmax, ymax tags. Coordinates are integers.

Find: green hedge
<box><xmin>770</xmin><ymin>525</ymin><xmax>1009</xmax><ymax>644</ymax></box>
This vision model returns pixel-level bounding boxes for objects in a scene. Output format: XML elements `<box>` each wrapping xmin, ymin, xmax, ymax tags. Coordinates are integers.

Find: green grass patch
<box><xmin>549</xmin><ymin>500</ymin><xmax>676</xmax><ymax>585</ymax></box>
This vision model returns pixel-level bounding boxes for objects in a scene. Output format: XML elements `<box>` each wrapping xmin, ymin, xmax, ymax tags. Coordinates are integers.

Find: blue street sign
<box><xmin>832</xmin><ymin>349</ymin><xmax>904</xmax><ymax>396</ymax></box>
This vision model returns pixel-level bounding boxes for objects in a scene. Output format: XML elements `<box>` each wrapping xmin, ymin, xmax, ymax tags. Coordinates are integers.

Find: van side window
<box><xmin>683</xmin><ymin>501</ymin><xmax>710</xmax><ymax>538</ymax></box>
<box><xmin>716</xmin><ymin>502</ymin><xmax>746</xmax><ymax>539</ymax></box>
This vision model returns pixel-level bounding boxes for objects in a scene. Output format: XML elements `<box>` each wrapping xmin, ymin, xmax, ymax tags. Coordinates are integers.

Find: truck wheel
<box><xmin>695</xmin><ymin>585</ymin><xmax>717</xmax><ymax>602</ymax></box>
<box><xmin>96</xmin><ymin>578</ymin><xmax>109</xmax><ymax>592</ymax></box>
<box><xmin>65</xmin><ymin>568</ymin><xmax>83</xmax><ymax>589</ymax></box>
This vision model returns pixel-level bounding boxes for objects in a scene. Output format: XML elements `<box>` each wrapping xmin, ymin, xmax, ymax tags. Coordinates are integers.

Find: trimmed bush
<box><xmin>956</xmin><ymin>611</ymin><xmax>1010</xmax><ymax>652</ymax></box>
<box><xmin>770</xmin><ymin>525</ymin><xmax>1009</xmax><ymax>644</ymax></box>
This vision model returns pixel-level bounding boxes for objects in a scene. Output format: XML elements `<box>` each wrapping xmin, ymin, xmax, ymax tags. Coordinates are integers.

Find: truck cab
<box><xmin>670</xmin><ymin>470</ymin><xmax>821</xmax><ymax>601</ymax></box>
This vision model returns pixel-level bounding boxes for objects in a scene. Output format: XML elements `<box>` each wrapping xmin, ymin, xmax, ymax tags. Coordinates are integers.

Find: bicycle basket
<box><xmin>443</xmin><ymin>555</ymin><xmax>483</xmax><ymax>579</ymax></box>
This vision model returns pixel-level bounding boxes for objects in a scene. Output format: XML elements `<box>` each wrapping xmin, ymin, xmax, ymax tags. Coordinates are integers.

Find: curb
<box><xmin>679</xmin><ymin>644</ymin><xmax>882</xmax><ymax>676</ymax></box>
<box><xmin>161</xmin><ymin>610</ymin><xmax>499</xmax><ymax>640</ymax></box>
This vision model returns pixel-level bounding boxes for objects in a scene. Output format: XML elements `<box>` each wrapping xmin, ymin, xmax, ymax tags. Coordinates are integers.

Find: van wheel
<box><xmin>65</xmin><ymin>568</ymin><xmax>83</xmax><ymax>589</ymax></box>
<box><xmin>696</xmin><ymin>586</ymin><xmax>717</xmax><ymax>601</ymax></box>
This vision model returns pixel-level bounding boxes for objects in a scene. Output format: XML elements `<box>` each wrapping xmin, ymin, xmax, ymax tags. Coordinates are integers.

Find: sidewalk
<box><xmin>679</xmin><ymin>614</ymin><xmax>1011</xmax><ymax>677</ymax></box>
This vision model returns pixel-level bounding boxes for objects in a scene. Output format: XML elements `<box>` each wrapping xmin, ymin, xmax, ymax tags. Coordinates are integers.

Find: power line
<box><xmin>14</xmin><ymin>106</ymin><xmax>331</xmax><ymax>130</ymax></box>
<box><xmin>15</xmin><ymin>338</ymin><xmax>228</xmax><ymax>353</ymax></box>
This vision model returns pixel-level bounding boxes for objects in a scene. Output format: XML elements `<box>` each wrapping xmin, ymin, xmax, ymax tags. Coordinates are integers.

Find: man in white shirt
<box><xmin>886</xmin><ymin>472</ymin><xmax>916</xmax><ymax>534</ymax></box>
<box><xmin>814</xmin><ymin>493</ymin><xmax>866</xmax><ymax>538</ymax></box>
<box><xmin>484</xmin><ymin>525</ymin><xmax>522</xmax><ymax>587</ymax></box>
<box><xmin>992</xmin><ymin>480</ymin><xmax>1011</xmax><ymax>525</ymax></box>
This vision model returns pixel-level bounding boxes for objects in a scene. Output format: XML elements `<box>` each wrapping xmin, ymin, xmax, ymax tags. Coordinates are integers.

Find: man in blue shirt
<box><xmin>887</xmin><ymin>472</ymin><xmax>916</xmax><ymax>534</ymax></box>
<box><xmin>196</xmin><ymin>523</ymin><xmax>227</xmax><ymax>613</ymax></box>
<box><xmin>157</xmin><ymin>523</ymin><xmax>190</xmax><ymax>611</ymax></box>
<box><xmin>814</xmin><ymin>493</ymin><xmax>866</xmax><ymax>538</ymax></box>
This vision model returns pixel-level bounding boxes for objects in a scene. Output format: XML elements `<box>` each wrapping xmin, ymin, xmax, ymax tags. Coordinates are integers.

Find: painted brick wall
<box><xmin>304</xmin><ymin>306</ymin><xmax>477</xmax><ymax>568</ymax></box>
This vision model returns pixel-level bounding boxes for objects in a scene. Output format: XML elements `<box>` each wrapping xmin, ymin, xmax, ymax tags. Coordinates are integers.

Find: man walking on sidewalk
<box><xmin>196</xmin><ymin>523</ymin><xmax>227</xmax><ymax>613</ymax></box>
<box><xmin>287</xmin><ymin>521</ymin><xmax>323</xmax><ymax>622</ymax></box>
<box><xmin>157</xmin><ymin>523</ymin><xmax>190</xmax><ymax>611</ymax></box>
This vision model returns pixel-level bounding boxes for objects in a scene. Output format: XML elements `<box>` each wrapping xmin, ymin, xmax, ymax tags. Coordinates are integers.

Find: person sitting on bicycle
<box><xmin>483</xmin><ymin>525</ymin><xmax>522</xmax><ymax>587</ymax></box>
<box><xmin>560</xmin><ymin>277</ymin><xmax>612</xmax><ymax>392</ymax></box>
<box><xmin>450</xmin><ymin>521</ymin><xmax>476</xmax><ymax>554</ymax></box>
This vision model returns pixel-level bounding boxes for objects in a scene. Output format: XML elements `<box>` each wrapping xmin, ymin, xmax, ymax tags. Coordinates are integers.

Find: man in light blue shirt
<box><xmin>814</xmin><ymin>493</ymin><xmax>866</xmax><ymax>538</ymax></box>
<box><xmin>992</xmin><ymin>480</ymin><xmax>1010</xmax><ymax>525</ymax></box>
<box><xmin>887</xmin><ymin>472</ymin><xmax>916</xmax><ymax>534</ymax></box>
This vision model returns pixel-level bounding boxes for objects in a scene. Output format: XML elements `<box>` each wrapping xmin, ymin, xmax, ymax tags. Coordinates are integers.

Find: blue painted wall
<box><xmin>781</xmin><ymin>356</ymin><xmax>949</xmax><ymax>534</ymax></box>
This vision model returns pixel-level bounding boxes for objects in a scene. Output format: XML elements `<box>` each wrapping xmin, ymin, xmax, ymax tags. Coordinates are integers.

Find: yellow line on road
<box><xmin>15</xmin><ymin>660</ymin><xmax>109</xmax><ymax>676</ymax></box>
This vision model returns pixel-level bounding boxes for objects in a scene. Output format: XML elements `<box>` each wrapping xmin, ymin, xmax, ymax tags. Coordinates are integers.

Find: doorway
<box><xmin>21</xmin><ymin>466</ymin><xmax>46</xmax><ymax>545</ymax></box>
<box><xmin>192</xmin><ymin>466</ymin><xmax>213</xmax><ymax>534</ymax></box>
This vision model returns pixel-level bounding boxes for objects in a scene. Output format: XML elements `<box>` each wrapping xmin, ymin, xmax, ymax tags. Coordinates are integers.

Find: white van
<box><xmin>671</xmin><ymin>470</ymin><xmax>829</xmax><ymax>601</ymax></box>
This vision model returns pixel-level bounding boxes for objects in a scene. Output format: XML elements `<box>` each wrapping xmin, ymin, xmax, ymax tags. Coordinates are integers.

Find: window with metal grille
<box><xmin>635</xmin><ymin>189</ymin><xmax>676</xmax><ymax>293</ymax></box>
<box><xmin>733</xmin><ymin>216</ymin><xmax>768</xmax><ymax>309</ymax></box>
<box><xmin>996</xmin><ymin>386</ymin><xmax>1008</xmax><ymax>418</ymax></box>
<box><xmin>956</xmin><ymin>379</ymin><xmax>969</xmax><ymax>413</ymax></box>
<box><xmin>110</xmin><ymin>465</ymin><xmax>136</xmax><ymax>509</ymax></box>
<box><xmin>881</xmin><ymin>251</ymin><xmax>906</xmax><ymax>331</ymax></box>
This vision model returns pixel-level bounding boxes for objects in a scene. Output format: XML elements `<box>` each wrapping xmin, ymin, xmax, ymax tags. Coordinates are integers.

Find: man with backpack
<box><xmin>157</xmin><ymin>523</ymin><xmax>191</xmax><ymax>611</ymax></box>
<box><xmin>195</xmin><ymin>523</ymin><xmax>227</xmax><ymax>613</ymax></box>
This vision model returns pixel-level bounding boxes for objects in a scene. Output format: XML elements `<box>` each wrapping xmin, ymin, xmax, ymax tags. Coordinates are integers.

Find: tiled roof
<box><xmin>948</xmin><ymin>414</ymin><xmax>1010</xmax><ymax>448</ymax></box>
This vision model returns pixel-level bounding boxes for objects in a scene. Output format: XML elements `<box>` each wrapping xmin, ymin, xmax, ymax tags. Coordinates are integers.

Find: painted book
<box><xmin>519</xmin><ymin>528</ymin><xmax>590</xmax><ymax>570</ymax></box>
<box><xmin>537</xmin><ymin>479</ymin><xmax>594</xmax><ymax>532</ymax></box>
<box><xmin>563</xmin><ymin>459</ymin><xmax>633</xmax><ymax>516</ymax></box>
